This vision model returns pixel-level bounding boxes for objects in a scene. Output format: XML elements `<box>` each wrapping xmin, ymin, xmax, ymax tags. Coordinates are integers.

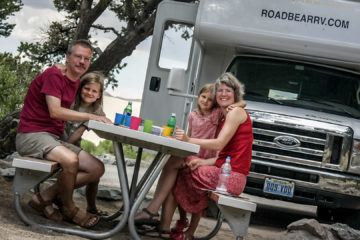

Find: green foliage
<box><xmin>81</xmin><ymin>139</ymin><xmax>96</xmax><ymax>154</ymax></box>
<box><xmin>17</xmin><ymin>0</ymin><xmax>196</xmax><ymax>88</ymax></box>
<box><xmin>0</xmin><ymin>53</ymin><xmax>41</xmax><ymax>118</ymax></box>
<box><xmin>95</xmin><ymin>140</ymin><xmax>114</xmax><ymax>156</ymax></box>
<box><xmin>123</xmin><ymin>143</ymin><xmax>137</xmax><ymax>159</ymax></box>
<box><xmin>0</xmin><ymin>0</ymin><xmax>23</xmax><ymax>37</ymax></box>
<box><xmin>81</xmin><ymin>139</ymin><xmax>154</xmax><ymax>161</ymax></box>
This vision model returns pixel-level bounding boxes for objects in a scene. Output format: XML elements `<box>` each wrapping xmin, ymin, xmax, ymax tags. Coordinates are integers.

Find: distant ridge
<box><xmin>104</xmin><ymin>91</ymin><xmax>141</xmax><ymax>102</ymax></box>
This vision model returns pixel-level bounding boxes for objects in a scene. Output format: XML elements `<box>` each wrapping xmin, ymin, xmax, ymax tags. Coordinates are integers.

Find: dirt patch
<box><xmin>1</xmin><ymin>175</ymin><xmax>280</xmax><ymax>240</ymax></box>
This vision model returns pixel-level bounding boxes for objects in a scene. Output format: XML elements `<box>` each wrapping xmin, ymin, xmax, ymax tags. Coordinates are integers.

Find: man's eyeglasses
<box><xmin>73</xmin><ymin>53</ymin><xmax>91</xmax><ymax>63</ymax></box>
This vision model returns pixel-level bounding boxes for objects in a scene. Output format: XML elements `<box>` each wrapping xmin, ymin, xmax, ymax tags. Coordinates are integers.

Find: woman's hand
<box><xmin>174</xmin><ymin>126</ymin><xmax>189</xmax><ymax>142</ymax></box>
<box><xmin>187</xmin><ymin>158</ymin><xmax>203</xmax><ymax>171</ymax></box>
<box><xmin>187</xmin><ymin>157</ymin><xmax>217</xmax><ymax>171</ymax></box>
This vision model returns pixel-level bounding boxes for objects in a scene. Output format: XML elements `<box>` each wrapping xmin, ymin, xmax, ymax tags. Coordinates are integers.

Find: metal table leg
<box><xmin>128</xmin><ymin>153</ymin><xmax>170</xmax><ymax>240</ymax></box>
<box><xmin>102</xmin><ymin>142</ymin><xmax>130</xmax><ymax>222</ymax></box>
<box><xmin>129</xmin><ymin>147</ymin><xmax>143</xmax><ymax>205</ymax></box>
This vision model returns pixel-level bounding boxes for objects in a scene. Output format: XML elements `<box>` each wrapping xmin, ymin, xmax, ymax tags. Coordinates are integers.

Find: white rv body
<box><xmin>140</xmin><ymin>0</ymin><xmax>360</xmax><ymax>227</ymax></box>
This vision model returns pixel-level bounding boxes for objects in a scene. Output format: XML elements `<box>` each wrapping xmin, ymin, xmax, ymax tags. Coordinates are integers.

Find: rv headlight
<box><xmin>351</xmin><ymin>140</ymin><xmax>360</xmax><ymax>168</ymax></box>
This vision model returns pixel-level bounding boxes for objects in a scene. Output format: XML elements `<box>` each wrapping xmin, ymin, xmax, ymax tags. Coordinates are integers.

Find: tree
<box><xmin>0</xmin><ymin>53</ymin><xmax>41</xmax><ymax>118</ymax></box>
<box><xmin>0</xmin><ymin>0</ymin><xmax>23</xmax><ymax>37</ymax></box>
<box><xmin>0</xmin><ymin>0</ymin><xmax>196</xmax><ymax>157</ymax></box>
<box><xmin>0</xmin><ymin>53</ymin><xmax>41</xmax><ymax>158</ymax></box>
<box><xmin>18</xmin><ymin>0</ymin><xmax>196</xmax><ymax>88</ymax></box>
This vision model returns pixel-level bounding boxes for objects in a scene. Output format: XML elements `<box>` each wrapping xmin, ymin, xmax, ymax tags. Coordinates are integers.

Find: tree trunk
<box><xmin>0</xmin><ymin>109</ymin><xmax>20</xmax><ymax>159</ymax></box>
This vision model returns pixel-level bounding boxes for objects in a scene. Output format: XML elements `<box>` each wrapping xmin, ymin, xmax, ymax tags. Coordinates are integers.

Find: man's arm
<box><xmin>45</xmin><ymin>95</ymin><xmax>112</xmax><ymax>123</ymax></box>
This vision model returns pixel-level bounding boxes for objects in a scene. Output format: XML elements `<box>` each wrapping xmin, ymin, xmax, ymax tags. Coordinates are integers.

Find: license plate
<box><xmin>263</xmin><ymin>177</ymin><xmax>295</xmax><ymax>198</ymax></box>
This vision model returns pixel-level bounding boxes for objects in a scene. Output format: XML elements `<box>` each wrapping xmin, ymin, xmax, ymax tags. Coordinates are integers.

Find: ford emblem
<box><xmin>274</xmin><ymin>135</ymin><xmax>301</xmax><ymax>149</ymax></box>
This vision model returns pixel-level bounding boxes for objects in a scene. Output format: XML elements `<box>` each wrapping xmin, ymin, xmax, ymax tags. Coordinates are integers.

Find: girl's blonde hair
<box><xmin>197</xmin><ymin>83</ymin><xmax>216</xmax><ymax>115</ymax></box>
<box><xmin>73</xmin><ymin>71</ymin><xmax>105</xmax><ymax>114</ymax></box>
<box><xmin>214</xmin><ymin>72</ymin><xmax>245</xmax><ymax>103</ymax></box>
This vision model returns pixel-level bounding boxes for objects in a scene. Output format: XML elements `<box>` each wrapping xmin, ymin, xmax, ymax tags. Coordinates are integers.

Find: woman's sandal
<box><xmin>139</xmin><ymin>226</ymin><xmax>171</xmax><ymax>240</ymax></box>
<box><xmin>134</xmin><ymin>208</ymin><xmax>160</xmax><ymax>226</ymax></box>
<box><xmin>28</xmin><ymin>193</ymin><xmax>62</xmax><ymax>221</ymax></box>
<box><xmin>87</xmin><ymin>208</ymin><xmax>109</xmax><ymax>217</ymax></box>
<box><xmin>62</xmin><ymin>207</ymin><xmax>99</xmax><ymax>229</ymax></box>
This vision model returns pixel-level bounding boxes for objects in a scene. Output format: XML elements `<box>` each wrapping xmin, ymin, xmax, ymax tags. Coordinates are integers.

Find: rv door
<box><xmin>140</xmin><ymin>1</ymin><xmax>199</xmax><ymax>128</ymax></box>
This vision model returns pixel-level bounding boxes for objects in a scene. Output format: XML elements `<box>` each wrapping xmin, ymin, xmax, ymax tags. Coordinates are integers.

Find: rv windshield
<box><xmin>228</xmin><ymin>56</ymin><xmax>360</xmax><ymax>119</ymax></box>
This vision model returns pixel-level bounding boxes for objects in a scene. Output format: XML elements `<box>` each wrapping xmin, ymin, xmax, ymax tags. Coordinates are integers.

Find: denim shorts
<box><xmin>16</xmin><ymin>132</ymin><xmax>82</xmax><ymax>159</ymax></box>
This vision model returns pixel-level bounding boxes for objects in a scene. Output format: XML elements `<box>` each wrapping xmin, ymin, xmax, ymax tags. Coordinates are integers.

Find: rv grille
<box><xmin>252</xmin><ymin>121</ymin><xmax>326</xmax><ymax>164</ymax></box>
<box><xmin>249</xmin><ymin>110</ymin><xmax>352</xmax><ymax>182</ymax></box>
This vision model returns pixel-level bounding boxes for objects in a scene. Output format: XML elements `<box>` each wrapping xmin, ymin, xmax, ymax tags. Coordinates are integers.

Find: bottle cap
<box><xmin>171</xmin><ymin>113</ymin><xmax>176</xmax><ymax>117</ymax></box>
<box><xmin>226</xmin><ymin>156</ymin><xmax>231</xmax><ymax>162</ymax></box>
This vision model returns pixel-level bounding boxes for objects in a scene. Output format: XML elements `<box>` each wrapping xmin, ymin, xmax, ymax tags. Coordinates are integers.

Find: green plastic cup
<box><xmin>143</xmin><ymin>119</ymin><xmax>155</xmax><ymax>133</ymax></box>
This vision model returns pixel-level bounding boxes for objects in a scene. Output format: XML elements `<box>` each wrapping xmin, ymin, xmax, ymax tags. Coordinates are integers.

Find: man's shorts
<box><xmin>16</xmin><ymin>132</ymin><xmax>82</xmax><ymax>159</ymax></box>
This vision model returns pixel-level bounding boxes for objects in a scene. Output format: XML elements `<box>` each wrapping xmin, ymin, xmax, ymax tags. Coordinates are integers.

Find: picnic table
<box><xmin>12</xmin><ymin>120</ymin><xmax>199</xmax><ymax>239</ymax></box>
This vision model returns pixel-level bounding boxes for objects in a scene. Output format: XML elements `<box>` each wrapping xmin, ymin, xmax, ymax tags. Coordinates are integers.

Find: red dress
<box><xmin>173</xmin><ymin>111</ymin><xmax>253</xmax><ymax>213</ymax></box>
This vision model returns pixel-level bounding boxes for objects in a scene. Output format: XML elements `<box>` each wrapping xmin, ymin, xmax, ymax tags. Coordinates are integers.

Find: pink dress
<box><xmin>186</xmin><ymin>108</ymin><xmax>222</xmax><ymax>160</ymax></box>
<box><xmin>173</xmin><ymin>111</ymin><xmax>253</xmax><ymax>213</ymax></box>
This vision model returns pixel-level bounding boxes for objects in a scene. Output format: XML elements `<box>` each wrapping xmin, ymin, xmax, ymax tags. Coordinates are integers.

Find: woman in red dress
<box><xmin>135</xmin><ymin>72</ymin><xmax>253</xmax><ymax>240</ymax></box>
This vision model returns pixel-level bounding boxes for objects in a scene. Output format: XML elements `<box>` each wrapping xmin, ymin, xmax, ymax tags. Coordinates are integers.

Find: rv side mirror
<box><xmin>167</xmin><ymin>68</ymin><xmax>185</xmax><ymax>91</ymax></box>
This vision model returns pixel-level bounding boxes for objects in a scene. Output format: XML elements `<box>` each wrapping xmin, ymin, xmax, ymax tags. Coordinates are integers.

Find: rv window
<box><xmin>228</xmin><ymin>56</ymin><xmax>360</xmax><ymax>119</ymax></box>
<box><xmin>158</xmin><ymin>22</ymin><xmax>193</xmax><ymax>70</ymax></box>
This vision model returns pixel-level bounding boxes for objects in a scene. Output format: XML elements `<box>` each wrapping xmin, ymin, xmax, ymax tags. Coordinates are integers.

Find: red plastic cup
<box><xmin>130</xmin><ymin>116</ymin><xmax>142</xmax><ymax>130</ymax></box>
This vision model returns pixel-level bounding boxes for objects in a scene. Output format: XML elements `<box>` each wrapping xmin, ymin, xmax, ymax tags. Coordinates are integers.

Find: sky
<box><xmin>0</xmin><ymin>0</ymin><xmax>192</xmax><ymax>100</ymax></box>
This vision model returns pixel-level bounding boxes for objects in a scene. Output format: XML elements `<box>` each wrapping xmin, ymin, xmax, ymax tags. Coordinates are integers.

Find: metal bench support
<box><xmin>209</xmin><ymin>192</ymin><xmax>257</xmax><ymax>240</ymax></box>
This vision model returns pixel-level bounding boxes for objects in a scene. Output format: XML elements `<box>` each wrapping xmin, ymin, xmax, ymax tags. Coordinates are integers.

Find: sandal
<box><xmin>139</xmin><ymin>226</ymin><xmax>171</xmax><ymax>240</ymax></box>
<box><xmin>28</xmin><ymin>193</ymin><xmax>62</xmax><ymax>221</ymax></box>
<box><xmin>134</xmin><ymin>208</ymin><xmax>160</xmax><ymax>226</ymax></box>
<box><xmin>87</xmin><ymin>208</ymin><xmax>109</xmax><ymax>217</ymax></box>
<box><xmin>170</xmin><ymin>231</ymin><xmax>194</xmax><ymax>240</ymax></box>
<box><xmin>53</xmin><ymin>197</ymin><xmax>63</xmax><ymax>211</ymax></box>
<box><xmin>62</xmin><ymin>207</ymin><xmax>99</xmax><ymax>229</ymax></box>
<box><xmin>171</xmin><ymin>218</ymin><xmax>190</xmax><ymax>233</ymax></box>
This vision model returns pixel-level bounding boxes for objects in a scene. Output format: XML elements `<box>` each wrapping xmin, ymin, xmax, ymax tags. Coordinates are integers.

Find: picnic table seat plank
<box><xmin>12</xmin><ymin>157</ymin><xmax>60</xmax><ymax>172</ymax></box>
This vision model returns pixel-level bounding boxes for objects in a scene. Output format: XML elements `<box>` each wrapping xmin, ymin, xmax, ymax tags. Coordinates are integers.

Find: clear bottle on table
<box><xmin>216</xmin><ymin>156</ymin><xmax>232</xmax><ymax>194</ymax></box>
<box><xmin>167</xmin><ymin>113</ymin><xmax>176</xmax><ymax>135</ymax></box>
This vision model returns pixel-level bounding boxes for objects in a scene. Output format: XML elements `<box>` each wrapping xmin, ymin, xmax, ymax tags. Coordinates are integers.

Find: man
<box><xmin>16</xmin><ymin>39</ymin><xmax>112</xmax><ymax>228</ymax></box>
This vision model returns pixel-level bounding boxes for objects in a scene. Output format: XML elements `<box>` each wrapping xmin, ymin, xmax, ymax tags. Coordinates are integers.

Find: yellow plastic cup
<box><xmin>162</xmin><ymin>126</ymin><xmax>172</xmax><ymax>136</ymax></box>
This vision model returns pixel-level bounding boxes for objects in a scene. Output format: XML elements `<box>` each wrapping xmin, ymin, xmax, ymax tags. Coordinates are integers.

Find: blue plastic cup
<box><xmin>124</xmin><ymin>115</ymin><xmax>132</xmax><ymax>127</ymax></box>
<box><xmin>114</xmin><ymin>113</ymin><xmax>125</xmax><ymax>125</ymax></box>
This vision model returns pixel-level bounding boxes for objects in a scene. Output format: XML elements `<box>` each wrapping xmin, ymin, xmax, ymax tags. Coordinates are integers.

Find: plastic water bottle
<box><xmin>216</xmin><ymin>156</ymin><xmax>232</xmax><ymax>193</ymax></box>
<box><xmin>167</xmin><ymin>113</ymin><xmax>176</xmax><ymax>135</ymax></box>
<box><xmin>122</xmin><ymin>101</ymin><xmax>132</xmax><ymax>124</ymax></box>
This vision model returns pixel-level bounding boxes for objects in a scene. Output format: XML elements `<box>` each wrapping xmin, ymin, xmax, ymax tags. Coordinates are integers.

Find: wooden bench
<box><xmin>12</xmin><ymin>156</ymin><xmax>60</xmax><ymax>196</ymax></box>
<box><xmin>207</xmin><ymin>192</ymin><xmax>257</xmax><ymax>240</ymax></box>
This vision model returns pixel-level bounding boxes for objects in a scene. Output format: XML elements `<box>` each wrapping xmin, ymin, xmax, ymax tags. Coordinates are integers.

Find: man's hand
<box><xmin>174</xmin><ymin>126</ymin><xmax>189</xmax><ymax>142</ymax></box>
